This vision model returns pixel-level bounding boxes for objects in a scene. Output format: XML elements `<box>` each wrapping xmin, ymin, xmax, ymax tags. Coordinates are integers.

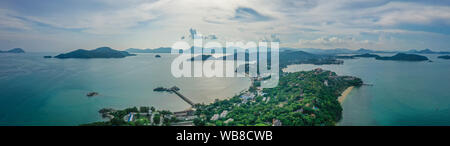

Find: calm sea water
<box><xmin>285</xmin><ymin>54</ymin><xmax>450</xmax><ymax>126</ymax></box>
<box><xmin>0</xmin><ymin>53</ymin><xmax>250</xmax><ymax>126</ymax></box>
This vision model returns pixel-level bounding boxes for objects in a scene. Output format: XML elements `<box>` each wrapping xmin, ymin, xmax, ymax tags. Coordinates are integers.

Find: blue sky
<box><xmin>0</xmin><ymin>0</ymin><xmax>449</xmax><ymax>52</ymax></box>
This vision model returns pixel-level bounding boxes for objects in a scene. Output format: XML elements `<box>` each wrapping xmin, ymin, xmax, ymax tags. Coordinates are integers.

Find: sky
<box><xmin>0</xmin><ymin>0</ymin><xmax>450</xmax><ymax>52</ymax></box>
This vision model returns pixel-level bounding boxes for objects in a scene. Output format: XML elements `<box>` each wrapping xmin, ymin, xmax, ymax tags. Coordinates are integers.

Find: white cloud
<box><xmin>374</xmin><ymin>2</ymin><xmax>450</xmax><ymax>26</ymax></box>
<box><xmin>0</xmin><ymin>9</ymin><xmax>31</xmax><ymax>30</ymax></box>
<box><xmin>1</xmin><ymin>0</ymin><xmax>450</xmax><ymax>51</ymax></box>
<box><xmin>299</xmin><ymin>37</ymin><xmax>371</xmax><ymax>49</ymax></box>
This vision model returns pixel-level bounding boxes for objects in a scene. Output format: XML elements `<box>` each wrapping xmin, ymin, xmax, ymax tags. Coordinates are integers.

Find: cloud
<box><xmin>3</xmin><ymin>0</ymin><xmax>164</xmax><ymax>34</ymax></box>
<box><xmin>0</xmin><ymin>9</ymin><xmax>31</xmax><ymax>30</ymax></box>
<box><xmin>206</xmin><ymin>34</ymin><xmax>218</xmax><ymax>40</ymax></box>
<box><xmin>262</xmin><ymin>34</ymin><xmax>280</xmax><ymax>42</ymax></box>
<box><xmin>1</xmin><ymin>0</ymin><xmax>450</xmax><ymax>51</ymax></box>
<box><xmin>186</xmin><ymin>28</ymin><xmax>219</xmax><ymax>40</ymax></box>
<box><xmin>374</xmin><ymin>2</ymin><xmax>450</xmax><ymax>26</ymax></box>
<box><xmin>231</xmin><ymin>7</ymin><xmax>273</xmax><ymax>22</ymax></box>
<box><xmin>299</xmin><ymin>36</ymin><xmax>371</xmax><ymax>49</ymax></box>
<box><xmin>189</xmin><ymin>28</ymin><xmax>199</xmax><ymax>39</ymax></box>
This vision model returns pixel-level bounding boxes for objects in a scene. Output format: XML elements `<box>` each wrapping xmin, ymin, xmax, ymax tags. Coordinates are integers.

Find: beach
<box><xmin>338</xmin><ymin>86</ymin><xmax>354</xmax><ymax>104</ymax></box>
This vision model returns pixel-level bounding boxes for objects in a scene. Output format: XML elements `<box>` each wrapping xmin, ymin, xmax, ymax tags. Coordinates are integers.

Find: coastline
<box><xmin>338</xmin><ymin>86</ymin><xmax>354</xmax><ymax>104</ymax></box>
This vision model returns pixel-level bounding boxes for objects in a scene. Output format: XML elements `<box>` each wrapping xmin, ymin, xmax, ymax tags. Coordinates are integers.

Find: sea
<box><xmin>1</xmin><ymin>52</ymin><xmax>450</xmax><ymax>126</ymax></box>
<box><xmin>0</xmin><ymin>53</ymin><xmax>250</xmax><ymax>125</ymax></box>
<box><xmin>285</xmin><ymin>53</ymin><xmax>450</xmax><ymax>126</ymax></box>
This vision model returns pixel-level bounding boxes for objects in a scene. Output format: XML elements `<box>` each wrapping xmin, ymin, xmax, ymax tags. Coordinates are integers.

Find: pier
<box><xmin>154</xmin><ymin>86</ymin><xmax>195</xmax><ymax>107</ymax></box>
<box><xmin>171</xmin><ymin>88</ymin><xmax>195</xmax><ymax>107</ymax></box>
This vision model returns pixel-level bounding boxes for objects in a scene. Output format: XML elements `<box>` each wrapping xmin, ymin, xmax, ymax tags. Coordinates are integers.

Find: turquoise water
<box><xmin>0</xmin><ymin>53</ymin><xmax>250</xmax><ymax>126</ymax></box>
<box><xmin>285</xmin><ymin>54</ymin><xmax>450</xmax><ymax>126</ymax></box>
<box><xmin>2</xmin><ymin>52</ymin><xmax>450</xmax><ymax>126</ymax></box>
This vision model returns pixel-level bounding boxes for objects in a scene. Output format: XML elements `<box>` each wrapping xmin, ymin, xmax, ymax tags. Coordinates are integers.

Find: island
<box><xmin>189</xmin><ymin>55</ymin><xmax>213</xmax><ymax>61</ymax></box>
<box><xmin>155</xmin><ymin>54</ymin><xmax>161</xmax><ymax>58</ymax></box>
<box><xmin>0</xmin><ymin>48</ymin><xmax>25</xmax><ymax>53</ymax></box>
<box><xmin>405</xmin><ymin>48</ymin><xmax>450</xmax><ymax>54</ymax></box>
<box><xmin>86</xmin><ymin>92</ymin><xmax>99</xmax><ymax>97</ymax></box>
<box><xmin>54</xmin><ymin>47</ymin><xmax>136</xmax><ymax>59</ymax></box>
<box><xmin>43</xmin><ymin>56</ymin><xmax>52</xmax><ymax>58</ymax></box>
<box><xmin>334</xmin><ymin>55</ymin><xmax>355</xmax><ymax>59</ymax></box>
<box><xmin>375</xmin><ymin>53</ymin><xmax>429</xmax><ymax>61</ymax></box>
<box><xmin>126</xmin><ymin>47</ymin><xmax>172</xmax><ymax>53</ymax></box>
<box><xmin>83</xmin><ymin>69</ymin><xmax>363</xmax><ymax>126</ymax></box>
<box><xmin>352</xmin><ymin>53</ymin><xmax>380</xmax><ymax>58</ymax></box>
<box><xmin>438</xmin><ymin>55</ymin><xmax>450</xmax><ymax>60</ymax></box>
<box><xmin>153</xmin><ymin>87</ymin><xmax>171</xmax><ymax>92</ymax></box>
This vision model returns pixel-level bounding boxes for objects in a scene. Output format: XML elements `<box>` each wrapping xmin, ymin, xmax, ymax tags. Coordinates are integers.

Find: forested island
<box><xmin>54</xmin><ymin>47</ymin><xmax>136</xmax><ymax>59</ymax></box>
<box><xmin>353</xmin><ymin>53</ymin><xmax>380</xmax><ymax>58</ymax></box>
<box><xmin>375</xmin><ymin>53</ymin><xmax>428</xmax><ymax>61</ymax></box>
<box><xmin>84</xmin><ymin>69</ymin><xmax>362</xmax><ymax>126</ymax></box>
<box><xmin>335</xmin><ymin>53</ymin><xmax>380</xmax><ymax>59</ymax></box>
<box><xmin>438</xmin><ymin>55</ymin><xmax>450</xmax><ymax>60</ymax></box>
<box><xmin>0</xmin><ymin>48</ymin><xmax>25</xmax><ymax>53</ymax></box>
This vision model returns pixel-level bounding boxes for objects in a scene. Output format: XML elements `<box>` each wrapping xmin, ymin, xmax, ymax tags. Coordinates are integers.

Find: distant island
<box><xmin>353</xmin><ymin>53</ymin><xmax>380</xmax><ymax>58</ymax></box>
<box><xmin>54</xmin><ymin>47</ymin><xmax>136</xmax><ymax>59</ymax></box>
<box><xmin>126</xmin><ymin>47</ymin><xmax>172</xmax><ymax>53</ymax></box>
<box><xmin>288</xmin><ymin>48</ymin><xmax>394</xmax><ymax>54</ymax></box>
<box><xmin>189</xmin><ymin>54</ymin><xmax>213</xmax><ymax>61</ymax></box>
<box><xmin>0</xmin><ymin>48</ymin><xmax>25</xmax><ymax>53</ymax></box>
<box><xmin>438</xmin><ymin>55</ymin><xmax>450</xmax><ymax>60</ymax></box>
<box><xmin>278</xmin><ymin>50</ymin><xmax>343</xmax><ymax>68</ymax></box>
<box><xmin>283</xmin><ymin>48</ymin><xmax>450</xmax><ymax>55</ymax></box>
<box><xmin>405</xmin><ymin>49</ymin><xmax>450</xmax><ymax>54</ymax></box>
<box><xmin>336</xmin><ymin>53</ymin><xmax>380</xmax><ymax>59</ymax></box>
<box><xmin>375</xmin><ymin>53</ymin><xmax>428</xmax><ymax>61</ymax></box>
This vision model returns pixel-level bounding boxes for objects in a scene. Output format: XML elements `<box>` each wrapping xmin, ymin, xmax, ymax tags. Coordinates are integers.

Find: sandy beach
<box><xmin>338</xmin><ymin>86</ymin><xmax>354</xmax><ymax>104</ymax></box>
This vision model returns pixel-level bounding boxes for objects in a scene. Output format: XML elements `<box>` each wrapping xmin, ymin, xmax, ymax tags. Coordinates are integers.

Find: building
<box><xmin>241</xmin><ymin>93</ymin><xmax>255</xmax><ymax>100</ymax></box>
<box><xmin>124</xmin><ymin>112</ymin><xmax>136</xmax><ymax>122</ymax></box>
<box><xmin>272</xmin><ymin>119</ymin><xmax>282</xmax><ymax>126</ymax></box>
<box><xmin>224</xmin><ymin>118</ymin><xmax>234</xmax><ymax>124</ymax></box>
<box><xmin>210</xmin><ymin>114</ymin><xmax>219</xmax><ymax>121</ymax></box>
<box><xmin>219</xmin><ymin>110</ymin><xmax>228</xmax><ymax>118</ymax></box>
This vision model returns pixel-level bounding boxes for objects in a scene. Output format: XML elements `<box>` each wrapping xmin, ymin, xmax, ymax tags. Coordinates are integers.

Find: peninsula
<box><xmin>84</xmin><ymin>69</ymin><xmax>363</xmax><ymax>126</ymax></box>
<box><xmin>54</xmin><ymin>47</ymin><xmax>136</xmax><ymax>59</ymax></box>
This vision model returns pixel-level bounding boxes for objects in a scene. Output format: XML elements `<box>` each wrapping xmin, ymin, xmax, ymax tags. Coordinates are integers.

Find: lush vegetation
<box><xmin>277</xmin><ymin>50</ymin><xmax>343</xmax><ymax>69</ymax></box>
<box><xmin>81</xmin><ymin>106</ymin><xmax>178</xmax><ymax>126</ymax></box>
<box><xmin>84</xmin><ymin>69</ymin><xmax>362</xmax><ymax>126</ymax></box>
<box><xmin>193</xmin><ymin>69</ymin><xmax>362</xmax><ymax>126</ymax></box>
<box><xmin>375</xmin><ymin>53</ymin><xmax>428</xmax><ymax>61</ymax></box>
<box><xmin>55</xmin><ymin>47</ymin><xmax>135</xmax><ymax>59</ymax></box>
